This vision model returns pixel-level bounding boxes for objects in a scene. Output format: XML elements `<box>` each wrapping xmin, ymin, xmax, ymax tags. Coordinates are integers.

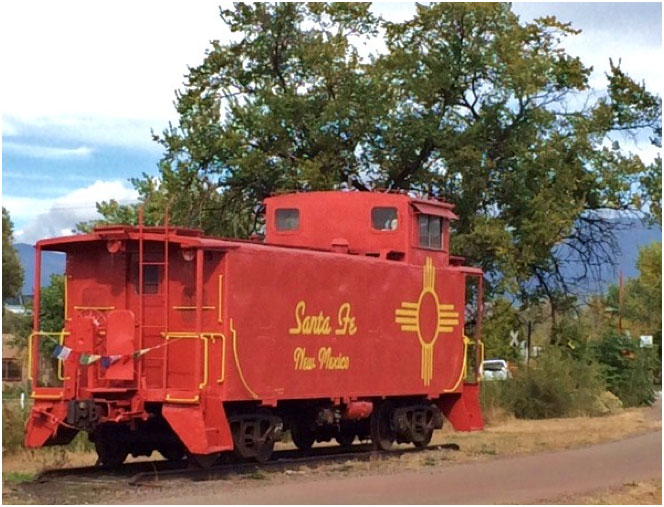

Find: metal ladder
<box><xmin>137</xmin><ymin>208</ymin><xmax>170</xmax><ymax>389</ymax></box>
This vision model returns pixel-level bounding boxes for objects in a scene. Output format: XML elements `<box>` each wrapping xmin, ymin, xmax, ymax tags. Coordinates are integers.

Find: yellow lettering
<box><xmin>317</xmin><ymin>347</ymin><xmax>350</xmax><ymax>370</ymax></box>
<box><xmin>289</xmin><ymin>301</ymin><xmax>334</xmax><ymax>335</ymax></box>
<box><xmin>335</xmin><ymin>303</ymin><xmax>357</xmax><ymax>335</ymax></box>
<box><xmin>293</xmin><ymin>347</ymin><xmax>316</xmax><ymax>370</ymax></box>
<box><xmin>289</xmin><ymin>301</ymin><xmax>306</xmax><ymax>335</ymax></box>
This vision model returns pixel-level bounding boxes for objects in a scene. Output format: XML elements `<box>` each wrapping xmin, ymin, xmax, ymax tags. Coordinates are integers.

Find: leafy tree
<box><xmin>482</xmin><ymin>298</ymin><xmax>521</xmax><ymax>362</ymax></box>
<box><xmin>90</xmin><ymin>3</ymin><xmax>661</xmax><ymax>326</ymax></box>
<box><xmin>39</xmin><ymin>274</ymin><xmax>65</xmax><ymax>334</ymax></box>
<box><xmin>2</xmin><ymin>207</ymin><xmax>24</xmax><ymax>303</ymax></box>
<box><xmin>591</xmin><ymin>330</ymin><xmax>657</xmax><ymax>406</ymax></box>
<box><xmin>4</xmin><ymin>275</ymin><xmax>64</xmax><ymax>356</ymax></box>
<box><xmin>606</xmin><ymin>242</ymin><xmax>662</xmax><ymax>336</ymax></box>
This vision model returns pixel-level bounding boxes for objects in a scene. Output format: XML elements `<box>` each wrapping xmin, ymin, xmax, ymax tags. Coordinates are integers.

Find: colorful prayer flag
<box><xmin>79</xmin><ymin>354</ymin><xmax>101</xmax><ymax>365</ymax></box>
<box><xmin>53</xmin><ymin>345</ymin><xmax>72</xmax><ymax>360</ymax></box>
<box><xmin>132</xmin><ymin>348</ymin><xmax>151</xmax><ymax>359</ymax></box>
<box><xmin>101</xmin><ymin>355</ymin><xmax>122</xmax><ymax>369</ymax></box>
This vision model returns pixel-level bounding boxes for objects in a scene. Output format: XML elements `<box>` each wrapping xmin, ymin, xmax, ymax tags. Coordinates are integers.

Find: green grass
<box><xmin>247</xmin><ymin>470</ymin><xmax>266</xmax><ymax>480</ymax></box>
<box><xmin>3</xmin><ymin>471</ymin><xmax>35</xmax><ymax>484</ymax></box>
<box><xmin>423</xmin><ymin>456</ymin><xmax>437</xmax><ymax>467</ymax></box>
<box><xmin>478</xmin><ymin>444</ymin><xmax>497</xmax><ymax>455</ymax></box>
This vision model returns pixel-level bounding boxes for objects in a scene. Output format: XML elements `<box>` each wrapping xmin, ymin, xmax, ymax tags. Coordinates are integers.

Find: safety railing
<box><xmin>201</xmin><ymin>332</ymin><xmax>226</xmax><ymax>385</ymax></box>
<box><xmin>444</xmin><ymin>335</ymin><xmax>484</xmax><ymax>393</ymax></box>
<box><xmin>28</xmin><ymin>330</ymin><xmax>70</xmax><ymax>399</ymax></box>
<box><xmin>161</xmin><ymin>332</ymin><xmax>211</xmax><ymax>404</ymax></box>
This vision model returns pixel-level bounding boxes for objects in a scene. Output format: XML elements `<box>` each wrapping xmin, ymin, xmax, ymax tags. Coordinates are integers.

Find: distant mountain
<box><xmin>15</xmin><ymin>243</ymin><xmax>66</xmax><ymax>295</ymax></box>
<box><xmin>13</xmin><ymin>218</ymin><xmax>661</xmax><ymax>295</ymax></box>
<box><xmin>557</xmin><ymin>217</ymin><xmax>661</xmax><ymax>295</ymax></box>
<box><xmin>608</xmin><ymin>220</ymin><xmax>661</xmax><ymax>279</ymax></box>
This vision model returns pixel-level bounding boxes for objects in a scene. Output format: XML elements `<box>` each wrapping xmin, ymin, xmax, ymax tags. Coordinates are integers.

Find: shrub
<box><xmin>2</xmin><ymin>400</ymin><xmax>29</xmax><ymax>454</ymax></box>
<box><xmin>480</xmin><ymin>380</ymin><xmax>514</xmax><ymax>424</ymax></box>
<box><xmin>488</xmin><ymin>347</ymin><xmax>606</xmax><ymax>419</ymax></box>
<box><xmin>591</xmin><ymin>331</ymin><xmax>658</xmax><ymax>407</ymax></box>
<box><xmin>2</xmin><ymin>397</ymin><xmax>94</xmax><ymax>455</ymax></box>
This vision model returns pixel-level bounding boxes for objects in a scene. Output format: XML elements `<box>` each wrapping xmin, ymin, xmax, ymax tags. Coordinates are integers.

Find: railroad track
<box><xmin>35</xmin><ymin>443</ymin><xmax>460</xmax><ymax>487</ymax></box>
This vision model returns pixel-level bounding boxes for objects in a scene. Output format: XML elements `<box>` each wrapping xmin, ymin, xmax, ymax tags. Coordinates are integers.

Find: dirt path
<box><xmin>4</xmin><ymin>401</ymin><xmax>660</xmax><ymax>504</ymax></box>
<box><xmin>151</xmin><ymin>430</ymin><xmax>661</xmax><ymax>505</ymax></box>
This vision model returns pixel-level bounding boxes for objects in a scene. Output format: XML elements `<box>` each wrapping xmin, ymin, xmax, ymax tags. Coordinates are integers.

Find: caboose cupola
<box><xmin>264</xmin><ymin>191</ymin><xmax>457</xmax><ymax>265</ymax></box>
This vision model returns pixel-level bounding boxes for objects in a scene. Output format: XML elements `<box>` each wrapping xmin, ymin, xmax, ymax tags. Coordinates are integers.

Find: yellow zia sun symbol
<box><xmin>394</xmin><ymin>257</ymin><xmax>460</xmax><ymax>386</ymax></box>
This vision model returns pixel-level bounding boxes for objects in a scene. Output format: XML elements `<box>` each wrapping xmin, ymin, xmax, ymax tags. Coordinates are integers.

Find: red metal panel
<box><xmin>222</xmin><ymin>245</ymin><xmax>466</xmax><ymax>401</ymax></box>
<box><xmin>104</xmin><ymin>310</ymin><xmax>135</xmax><ymax>380</ymax></box>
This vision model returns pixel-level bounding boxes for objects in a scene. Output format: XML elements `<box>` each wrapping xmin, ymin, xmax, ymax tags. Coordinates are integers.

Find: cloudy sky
<box><xmin>1</xmin><ymin>1</ymin><xmax>662</xmax><ymax>243</ymax></box>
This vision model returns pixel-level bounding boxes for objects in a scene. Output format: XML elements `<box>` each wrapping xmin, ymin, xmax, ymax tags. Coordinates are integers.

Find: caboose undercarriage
<box><xmin>29</xmin><ymin>393</ymin><xmax>480</xmax><ymax>468</ymax></box>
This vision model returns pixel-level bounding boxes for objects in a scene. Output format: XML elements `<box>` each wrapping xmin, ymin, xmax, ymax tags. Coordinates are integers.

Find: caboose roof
<box><xmin>265</xmin><ymin>190</ymin><xmax>458</xmax><ymax>220</ymax></box>
<box><xmin>36</xmin><ymin>226</ymin><xmax>239</xmax><ymax>252</ymax></box>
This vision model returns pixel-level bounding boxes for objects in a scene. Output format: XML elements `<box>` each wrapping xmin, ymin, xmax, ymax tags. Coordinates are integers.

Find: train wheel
<box><xmin>187</xmin><ymin>452</ymin><xmax>220</xmax><ymax>468</ymax></box>
<box><xmin>335</xmin><ymin>431</ymin><xmax>355</xmax><ymax>448</ymax></box>
<box><xmin>231</xmin><ymin>410</ymin><xmax>280</xmax><ymax>463</ymax></box>
<box><xmin>95</xmin><ymin>436</ymin><xmax>128</xmax><ymax>470</ymax></box>
<box><xmin>412</xmin><ymin>429</ymin><xmax>433</xmax><ymax>450</ymax></box>
<box><xmin>254</xmin><ymin>436</ymin><xmax>276</xmax><ymax>463</ymax></box>
<box><xmin>370</xmin><ymin>402</ymin><xmax>395</xmax><ymax>451</ymax></box>
<box><xmin>158</xmin><ymin>444</ymin><xmax>185</xmax><ymax>461</ymax></box>
<box><xmin>291</xmin><ymin>422</ymin><xmax>315</xmax><ymax>451</ymax></box>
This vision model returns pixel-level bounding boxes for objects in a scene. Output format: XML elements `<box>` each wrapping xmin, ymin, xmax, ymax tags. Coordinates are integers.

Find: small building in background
<box><xmin>2</xmin><ymin>334</ymin><xmax>26</xmax><ymax>388</ymax></box>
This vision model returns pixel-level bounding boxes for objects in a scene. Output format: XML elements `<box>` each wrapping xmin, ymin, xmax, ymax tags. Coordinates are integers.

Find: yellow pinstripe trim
<box><xmin>230</xmin><ymin>319</ymin><xmax>258</xmax><ymax>399</ymax></box>
<box><xmin>443</xmin><ymin>336</ymin><xmax>472</xmax><ymax>393</ymax></box>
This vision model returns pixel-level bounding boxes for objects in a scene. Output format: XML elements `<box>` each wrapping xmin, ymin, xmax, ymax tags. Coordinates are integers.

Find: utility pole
<box><xmin>526</xmin><ymin>320</ymin><xmax>532</xmax><ymax>368</ymax></box>
<box><xmin>618</xmin><ymin>269</ymin><xmax>624</xmax><ymax>334</ymax></box>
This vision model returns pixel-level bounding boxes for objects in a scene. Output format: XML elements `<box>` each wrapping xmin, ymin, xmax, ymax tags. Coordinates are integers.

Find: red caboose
<box><xmin>25</xmin><ymin>191</ymin><xmax>484</xmax><ymax>467</ymax></box>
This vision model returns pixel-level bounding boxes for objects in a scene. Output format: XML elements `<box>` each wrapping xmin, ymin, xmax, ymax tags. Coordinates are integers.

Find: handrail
<box><xmin>162</xmin><ymin>332</ymin><xmax>210</xmax><ymax>402</ymax></box>
<box><xmin>27</xmin><ymin>330</ymin><xmax>71</xmax><ymax>382</ymax></box>
<box><xmin>31</xmin><ymin>392</ymin><xmax>64</xmax><ymax>400</ymax></box>
<box><xmin>172</xmin><ymin>306</ymin><xmax>215</xmax><ymax>311</ymax></box>
<box><xmin>64</xmin><ymin>276</ymin><xmax>69</xmax><ymax>322</ymax></box>
<box><xmin>201</xmin><ymin>332</ymin><xmax>226</xmax><ymax>384</ymax></box>
<box><xmin>444</xmin><ymin>335</ymin><xmax>471</xmax><ymax>393</ymax></box>
<box><xmin>73</xmin><ymin>306</ymin><xmax>116</xmax><ymax>311</ymax></box>
<box><xmin>56</xmin><ymin>330</ymin><xmax>70</xmax><ymax>381</ymax></box>
<box><xmin>217</xmin><ymin>275</ymin><xmax>224</xmax><ymax>324</ymax></box>
<box><xmin>165</xmin><ymin>394</ymin><xmax>200</xmax><ymax>404</ymax></box>
<box><xmin>199</xmin><ymin>335</ymin><xmax>209</xmax><ymax>389</ymax></box>
<box><xmin>477</xmin><ymin>340</ymin><xmax>485</xmax><ymax>382</ymax></box>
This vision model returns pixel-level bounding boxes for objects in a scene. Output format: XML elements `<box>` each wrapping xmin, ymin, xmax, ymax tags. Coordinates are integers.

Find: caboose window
<box><xmin>276</xmin><ymin>209</ymin><xmax>299</xmax><ymax>231</ymax></box>
<box><xmin>143</xmin><ymin>265</ymin><xmax>160</xmax><ymax>294</ymax></box>
<box><xmin>2</xmin><ymin>358</ymin><xmax>22</xmax><ymax>381</ymax></box>
<box><xmin>418</xmin><ymin>215</ymin><xmax>442</xmax><ymax>249</ymax></box>
<box><xmin>371</xmin><ymin>207</ymin><xmax>398</xmax><ymax>231</ymax></box>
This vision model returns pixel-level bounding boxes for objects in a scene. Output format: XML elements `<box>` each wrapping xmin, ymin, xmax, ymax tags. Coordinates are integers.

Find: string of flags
<box><xmin>52</xmin><ymin>339</ymin><xmax>178</xmax><ymax>368</ymax></box>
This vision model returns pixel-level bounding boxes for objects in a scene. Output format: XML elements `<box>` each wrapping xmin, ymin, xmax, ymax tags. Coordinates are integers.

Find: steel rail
<box><xmin>35</xmin><ymin>443</ymin><xmax>460</xmax><ymax>487</ymax></box>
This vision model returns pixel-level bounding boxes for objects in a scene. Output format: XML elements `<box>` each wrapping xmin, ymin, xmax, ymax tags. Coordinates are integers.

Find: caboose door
<box><xmin>164</xmin><ymin>249</ymin><xmax>221</xmax><ymax>399</ymax></box>
<box><xmin>103</xmin><ymin>310</ymin><xmax>136</xmax><ymax>381</ymax></box>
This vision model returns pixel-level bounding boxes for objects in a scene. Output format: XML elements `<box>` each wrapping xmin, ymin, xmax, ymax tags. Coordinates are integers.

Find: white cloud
<box><xmin>1</xmin><ymin>116</ymin><xmax>19</xmax><ymax>136</ymax></box>
<box><xmin>1</xmin><ymin>1</ymin><xmax>227</xmax><ymax>128</ymax></box>
<box><xmin>3</xmin><ymin>196</ymin><xmax>54</xmax><ymax>224</ymax></box>
<box><xmin>3</xmin><ymin>115</ymin><xmax>163</xmax><ymax>152</ymax></box>
<box><xmin>8</xmin><ymin>180</ymin><xmax>139</xmax><ymax>244</ymax></box>
<box><xmin>1</xmin><ymin>1</ymin><xmax>660</xmax><ymax>158</ymax></box>
<box><xmin>3</xmin><ymin>141</ymin><xmax>92</xmax><ymax>159</ymax></box>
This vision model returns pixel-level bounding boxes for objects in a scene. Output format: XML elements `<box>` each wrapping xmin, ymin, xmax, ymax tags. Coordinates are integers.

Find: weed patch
<box><xmin>3</xmin><ymin>471</ymin><xmax>35</xmax><ymax>483</ymax></box>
